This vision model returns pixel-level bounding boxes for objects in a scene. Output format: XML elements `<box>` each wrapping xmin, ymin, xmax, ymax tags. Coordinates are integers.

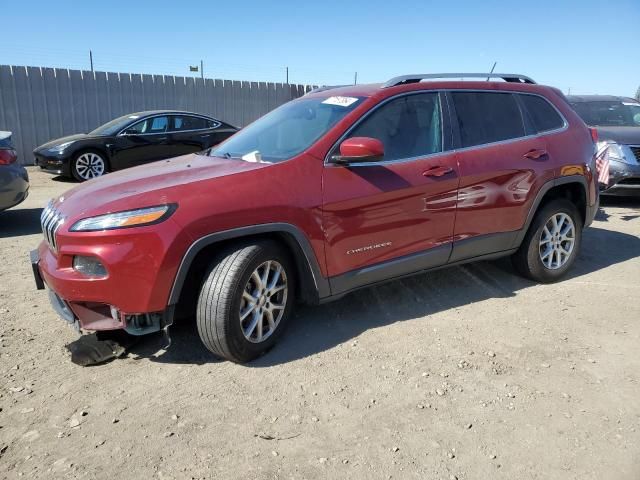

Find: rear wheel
<box><xmin>512</xmin><ymin>198</ymin><xmax>582</xmax><ymax>283</ymax></box>
<box><xmin>196</xmin><ymin>241</ymin><xmax>295</xmax><ymax>363</ymax></box>
<box><xmin>72</xmin><ymin>151</ymin><xmax>107</xmax><ymax>181</ymax></box>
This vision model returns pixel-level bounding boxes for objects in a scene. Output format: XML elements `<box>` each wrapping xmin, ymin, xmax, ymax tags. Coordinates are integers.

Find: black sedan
<box><xmin>1</xmin><ymin>131</ymin><xmax>29</xmax><ymax>211</ymax></box>
<box><xmin>33</xmin><ymin>111</ymin><xmax>239</xmax><ymax>181</ymax></box>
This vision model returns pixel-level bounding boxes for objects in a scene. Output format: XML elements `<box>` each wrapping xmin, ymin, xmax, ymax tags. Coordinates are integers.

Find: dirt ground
<box><xmin>1</xmin><ymin>169</ymin><xmax>639</xmax><ymax>480</ymax></box>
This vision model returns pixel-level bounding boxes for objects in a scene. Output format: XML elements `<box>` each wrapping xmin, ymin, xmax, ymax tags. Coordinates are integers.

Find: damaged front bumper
<box><xmin>30</xmin><ymin>248</ymin><xmax>174</xmax><ymax>345</ymax></box>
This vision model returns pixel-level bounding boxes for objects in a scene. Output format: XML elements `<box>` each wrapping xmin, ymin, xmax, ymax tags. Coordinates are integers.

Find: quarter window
<box><xmin>519</xmin><ymin>94</ymin><xmax>564</xmax><ymax>133</ymax></box>
<box><xmin>451</xmin><ymin>92</ymin><xmax>525</xmax><ymax>148</ymax></box>
<box><xmin>342</xmin><ymin>93</ymin><xmax>442</xmax><ymax>162</ymax></box>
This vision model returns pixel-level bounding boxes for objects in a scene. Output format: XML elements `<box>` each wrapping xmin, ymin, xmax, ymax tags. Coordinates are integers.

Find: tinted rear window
<box><xmin>519</xmin><ymin>94</ymin><xmax>564</xmax><ymax>133</ymax></box>
<box><xmin>451</xmin><ymin>92</ymin><xmax>525</xmax><ymax>148</ymax></box>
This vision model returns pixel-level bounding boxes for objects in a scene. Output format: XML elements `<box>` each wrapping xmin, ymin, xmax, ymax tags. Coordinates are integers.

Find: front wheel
<box><xmin>512</xmin><ymin>198</ymin><xmax>583</xmax><ymax>283</ymax></box>
<box><xmin>196</xmin><ymin>241</ymin><xmax>295</xmax><ymax>363</ymax></box>
<box><xmin>72</xmin><ymin>151</ymin><xmax>107</xmax><ymax>181</ymax></box>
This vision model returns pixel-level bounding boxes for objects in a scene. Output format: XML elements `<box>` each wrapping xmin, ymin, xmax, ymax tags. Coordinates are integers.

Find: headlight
<box><xmin>70</xmin><ymin>204</ymin><xmax>177</xmax><ymax>232</ymax></box>
<box><xmin>598</xmin><ymin>141</ymin><xmax>634</xmax><ymax>165</ymax></box>
<box><xmin>47</xmin><ymin>141</ymin><xmax>75</xmax><ymax>153</ymax></box>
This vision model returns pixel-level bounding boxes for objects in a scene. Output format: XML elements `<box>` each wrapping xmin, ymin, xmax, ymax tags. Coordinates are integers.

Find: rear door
<box><xmin>448</xmin><ymin>91</ymin><xmax>553</xmax><ymax>262</ymax></box>
<box><xmin>322</xmin><ymin>91</ymin><xmax>459</xmax><ymax>291</ymax></box>
<box><xmin>169</xmin><ymin>115</ymin><xmax>215</xmax><ymax>156</ymax></box>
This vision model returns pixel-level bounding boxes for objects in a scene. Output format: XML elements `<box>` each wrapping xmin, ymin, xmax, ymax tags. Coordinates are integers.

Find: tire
<box><xmin>196</xmin><ymin>241</ymin><xmax>295</xmax><ymax>363</ymax></box>
<box><xmin>72</xmin><ymin>151</ymin><xmax>108</xmax><ymax>181</ymax></box>
<box><xmin>512</xmin><ymin>198</ymin><xmax>583</xmax><ymax>283</ymax></box>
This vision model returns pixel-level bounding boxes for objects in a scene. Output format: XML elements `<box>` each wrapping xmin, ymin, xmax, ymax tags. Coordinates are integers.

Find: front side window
<box><xmin>519</xmin><ymin>94</ymin><xmax>565</xmax><ymax>133</ymax></box>
<box><xmin>127</xmin><ymin>116</ymin><xmax>169</xmax><ymax>134</ymax></box>
<box><xmin>570</xmin><ymin>101</ymin><xmax>640</xmax><ymax>127</ymax></box>
<box><xmin>452</xmin><ymin>92</ymin><xmax>525</xmax><ymax>148</ymax></box>
<box><xmin>341</xmin><ymin>92</ymin><xmax>442</xmax><ymax>161</ymax></box>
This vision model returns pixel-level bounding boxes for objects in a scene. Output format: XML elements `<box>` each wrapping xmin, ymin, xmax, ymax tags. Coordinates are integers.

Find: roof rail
<box><xmin>305</xmin><ymin>85</ymin><xmax>349</xmax><ymax>95</ymax></box>
<box><xmin>382</xmin><ymin>73</ymin><xmax>536</xmax><ymax>88</ymax></box>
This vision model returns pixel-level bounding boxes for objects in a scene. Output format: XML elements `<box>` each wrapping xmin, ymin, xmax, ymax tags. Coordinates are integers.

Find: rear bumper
<box><xmin>0</xmin><ymin>164</ymin><xmax>29</xmax><ymax>211</ymax></box>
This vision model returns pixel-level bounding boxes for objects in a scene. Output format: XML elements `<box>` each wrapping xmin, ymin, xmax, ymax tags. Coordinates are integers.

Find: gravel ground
<box><xmin>1</xmin><ymin>169</ymin><xmax>639</xmax><ymax>480</ymax></box>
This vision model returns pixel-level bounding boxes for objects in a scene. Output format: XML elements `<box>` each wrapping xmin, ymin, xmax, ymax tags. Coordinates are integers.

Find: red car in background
<box><xmin>32</xmin><ymin>73</ymin><xmax>599</xmax><ymax>363</ymax></box>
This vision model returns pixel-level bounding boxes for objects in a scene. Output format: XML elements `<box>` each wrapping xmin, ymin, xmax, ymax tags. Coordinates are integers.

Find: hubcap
<box><xmin>239</xmin><ymin>260</ymin><xmax>288</xmax><ymax>343</ymax></box>
<box><xmin>539</xmin><ymin>213</ymin><xmax>575</xmax><ymax>270</ymax></box>
<box><xmin>76</xmin><ymin>153</ymin><xmax>105</xmax><ymax>180</ymax></box>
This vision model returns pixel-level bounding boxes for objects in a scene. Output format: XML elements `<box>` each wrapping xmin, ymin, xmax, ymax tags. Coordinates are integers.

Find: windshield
<box><xmin>210</xmin><ymin>96</ymin><xmax>364</xmax><ymax>162</ymax></box>
<box><xmin>89</xmin><ymin>114</ymin><xmax>144</xmax><ymax>136</ymax></box>
<box><xmin>571</xmin><ymin>101</ymin><xmax>640</xmax><ymax>127</ymax></box>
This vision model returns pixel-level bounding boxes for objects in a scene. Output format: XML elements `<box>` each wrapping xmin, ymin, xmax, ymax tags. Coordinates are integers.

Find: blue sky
<box><xmin>3</xmin><ymin>0</ymin><xmax>639</xmax><ymax>96</ymax></box>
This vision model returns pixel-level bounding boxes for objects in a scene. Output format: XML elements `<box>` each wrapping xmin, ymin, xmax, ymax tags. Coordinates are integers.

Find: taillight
<box><xmin>0</xmin><ymin>148</ymin><xmax>17</xmax><ymax>165</ymax></box>
<box><xmin>589</xmin><ymin>127</ymin><xmax>598</xmax><ymax>144</ymax></box>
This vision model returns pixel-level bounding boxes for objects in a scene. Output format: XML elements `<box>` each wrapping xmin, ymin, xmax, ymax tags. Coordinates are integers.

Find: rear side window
<box><xmin>451</xmin><ymin>92</ymin><xmax>525</xmax><ymax>148</ymax></box>
<box><xmin>171</xmin><ymin>115</ymin><xmax>213</xmax><ymax>131</ymax></box>
<box><xmin>345</xmin><ymin>92</ymin><xmax>442</xmax><ymax>161</ymax></box>
<box><xmin>519</xmin><ymin>94</ymin><xmax>564</xmax><ymax>133</ymax></box>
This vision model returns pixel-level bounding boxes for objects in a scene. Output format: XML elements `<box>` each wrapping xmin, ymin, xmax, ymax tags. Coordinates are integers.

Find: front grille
<box><xmin>41</xmin><ymin>202</ymin><xmax>65</xmax><ymax>251</ymax></box>
<box><xmin>630</xmin><ymin>146</ymin><xmax>640</xmax><ymax>163</ymax></box>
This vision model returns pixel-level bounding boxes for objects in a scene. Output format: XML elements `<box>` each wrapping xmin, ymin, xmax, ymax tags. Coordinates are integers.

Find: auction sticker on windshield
<box><xmin>322</xmin><ymin>96</ymin><xmax>359</xmax><ymax>107</ymax></box>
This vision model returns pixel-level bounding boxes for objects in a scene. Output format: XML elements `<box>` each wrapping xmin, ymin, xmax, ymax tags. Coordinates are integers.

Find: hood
<box><xmin>53</xmin><ymin>153</ymin><xmax>268</xmax><ymax>220</ymax></box>
<box><xmin>35</xmin><ymin>133</ymin><xmax>102</xmax><ymax>151</ymax></box>
<box><xmin>595</xmin><ymin>126</ymin><xmax>640</xmax><ymax>146</ymax></box>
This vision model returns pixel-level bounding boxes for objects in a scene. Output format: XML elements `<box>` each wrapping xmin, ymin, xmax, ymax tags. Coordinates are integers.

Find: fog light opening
<box><xmin>72</xmin><ymin>256</ymin><xmax>107</xmax><ymax>277</ymax></box>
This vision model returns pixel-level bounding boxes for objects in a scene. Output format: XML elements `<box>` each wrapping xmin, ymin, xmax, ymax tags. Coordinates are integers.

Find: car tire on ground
<box><xmin>512</xmin><ymin>198</ymin><xmax>583</xmax><ymax>283</ymax></box>
<box><xmin>72</xmin><ymin>151</ymin><xmax>108</xmax><ymax>181</ymax></box>
<box><xmin>196</xmin><ymin>240</ymin><xmax>295</xmax><ymax>363</ymax></box>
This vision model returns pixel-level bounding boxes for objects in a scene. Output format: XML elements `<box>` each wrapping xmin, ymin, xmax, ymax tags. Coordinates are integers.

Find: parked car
<box><xmin>568</xmin><ymin>95</ymin><xmax>640</xmax><ymax>195</ymax></box>
<box><xmin>31</xmin><ymin>73</ymin><xmax>599</xmax><ymax>363</ymax></box>
<box><xmin>33</xmin><ymin>111</ymin><xmax>238</xmax><ymax>181</ymax></box>
<box><xmin>0</xmin><ymin>131</ymin><xmax>29</xmax><ymax>211</ymax></box>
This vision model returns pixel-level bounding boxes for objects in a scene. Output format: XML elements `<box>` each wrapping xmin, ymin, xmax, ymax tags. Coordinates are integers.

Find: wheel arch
<box><xmin>514</xmin><ymin>175</ymin><xmax>588</xmax><ymax>248</ymax></box>
<box><xmin>168</xmin><ymin>223</ymin><xmax>330</xmax><ymax>312</ymax></box>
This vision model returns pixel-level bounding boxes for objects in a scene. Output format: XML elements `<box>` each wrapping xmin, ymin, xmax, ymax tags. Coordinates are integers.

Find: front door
<box><xmin>321</xmin><ymin>92</ymin><xmax>459</xmax><ymax>293</ymax></box>
<box><xmin>111</xmin><ymin>115</ymin><xmax>172</xmax><ymax>169</ymax></box>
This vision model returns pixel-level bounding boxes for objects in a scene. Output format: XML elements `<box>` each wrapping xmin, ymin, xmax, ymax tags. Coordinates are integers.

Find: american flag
<box><xmin>595</xmin><ymin>144</ymin><xmax>610</xmax><ymax>186</ymax></box>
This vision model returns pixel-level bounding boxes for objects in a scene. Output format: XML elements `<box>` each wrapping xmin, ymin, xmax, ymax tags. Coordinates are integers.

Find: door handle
<box><xmin>523</xmin><ymin>149</ymin><xmax>548</xmax><ymax>160</ymax></box>
<box><xmin>423</xmin><ymin>166</ymin><xmax>453</xmax><ymax>177</ymax></box>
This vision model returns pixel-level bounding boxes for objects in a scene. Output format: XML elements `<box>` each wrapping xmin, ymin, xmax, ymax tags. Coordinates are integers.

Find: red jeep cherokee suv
<box><xmin>32</xmin><ymin>73</ymin><xmax>599</xmax><ymax>363</ymax></box>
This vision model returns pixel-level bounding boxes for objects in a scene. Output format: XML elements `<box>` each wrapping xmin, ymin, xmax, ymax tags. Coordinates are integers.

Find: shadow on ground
<box><xmin>0</xmin><ymin>208</ymin><xmax>43</xmax><ymax>238</ymax></box>
<box><xmin>51</xmin><ymin>175</ymin><xmax>77</xmax><ymax>184</ymax></box>
<box><xmin>596</xmin><ymin>195</ymin><xmax>640</xmax><ymax>222</ymax></box>
<box><xmin>140</xmin><ymin>225</ymin><xmax>640</xmax><ymax>367</ymax></box>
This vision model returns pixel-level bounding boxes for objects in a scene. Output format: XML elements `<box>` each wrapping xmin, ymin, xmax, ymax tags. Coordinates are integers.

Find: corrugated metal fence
<box><xmin>0</xmin><ymin>65</ymin><xmax>314</xmax><ymax>165</ymax></box>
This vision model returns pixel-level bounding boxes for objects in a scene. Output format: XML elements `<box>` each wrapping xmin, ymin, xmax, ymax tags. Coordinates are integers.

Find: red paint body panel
<box><xmin>322</xmin><ymin>152</ymin><xmax>459</xmax><ymax>275</ymax></box>
<box><xmin>35</xmin><ymin>79</ymin><xmax>598</xmax><ymax>332</ymax></box>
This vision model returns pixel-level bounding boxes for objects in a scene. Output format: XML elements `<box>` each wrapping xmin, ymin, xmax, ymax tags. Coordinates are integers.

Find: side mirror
<box><xmin>331</xmin><ymin>137</ymin><xmax>384</xmax><ymax>165</ymax></box>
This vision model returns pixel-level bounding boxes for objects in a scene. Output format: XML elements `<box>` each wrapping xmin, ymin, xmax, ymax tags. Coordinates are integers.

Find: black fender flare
<box><xmin>167</xmin><ymin>223</ymin><xmax>330</xmax><ymax>305</ymax></box>
<box><xmin>512</xmin><ymin>174</ymin><xmax>591</xmax><ymax>248</ymax></box>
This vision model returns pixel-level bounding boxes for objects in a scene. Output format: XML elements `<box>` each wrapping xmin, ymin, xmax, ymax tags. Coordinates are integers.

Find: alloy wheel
<box><xmin>75</xmin><ymin>153</ymin><xmax>105</xmax><ymax>180</ymax></box>
<box><xmin>239</xmin><ymin>260</ymin><xmax>288</xmax><ymax>343</ymax></box>
<box><xmin>539</xmin><ymin>213</ymin><xmax>576</xmax><ymax>270</ymax></box>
